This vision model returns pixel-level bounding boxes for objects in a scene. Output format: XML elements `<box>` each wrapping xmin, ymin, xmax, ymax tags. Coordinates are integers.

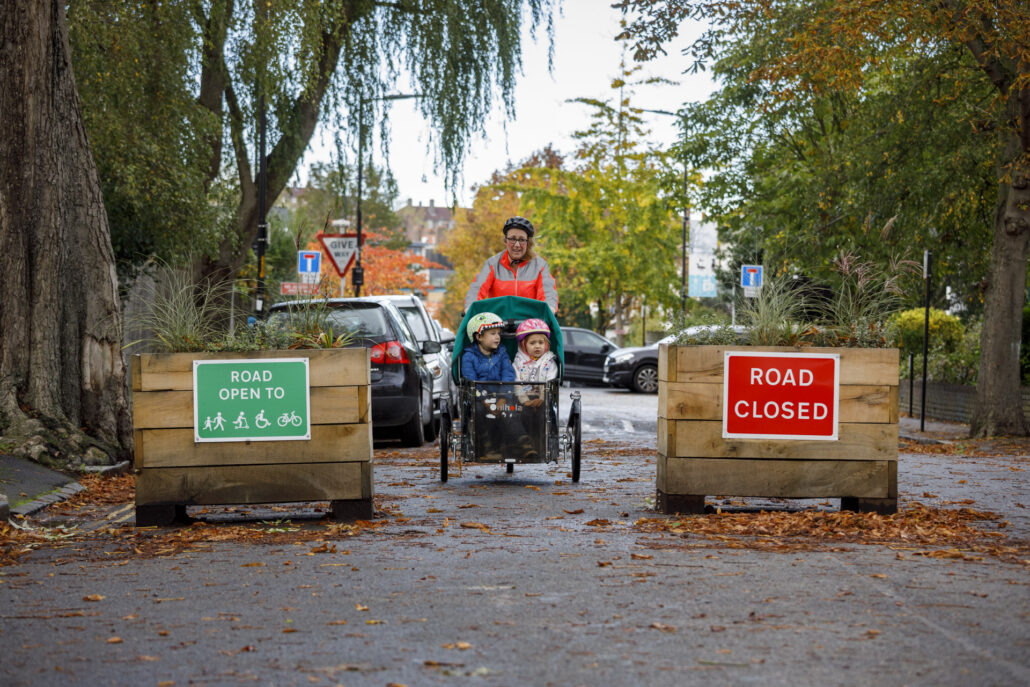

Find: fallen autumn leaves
<box><xmin>1</xmin><ymin>440</ymin><xmax>1027</xmax><ymax>569</ymax></box>
<box><xmin>633</xmin><ymin>504</ymin><xmax>1027</xmax><ymax>564</ymax></box>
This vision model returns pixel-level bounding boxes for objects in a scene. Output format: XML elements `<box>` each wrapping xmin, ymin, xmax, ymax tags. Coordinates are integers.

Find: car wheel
<box><xmin>423</xmin><ymin>409</ymin><xmax>438</xmax><ymax>443</ymax></box>
<box><xmin>399</xmin><ymin>400</ymin><xmax>425</xmax><ymax>447</ymax></box>
<box><xmin>632</xmin><ymin>364</ymin><xmax>659</xmax><ymax>394</ymax></box>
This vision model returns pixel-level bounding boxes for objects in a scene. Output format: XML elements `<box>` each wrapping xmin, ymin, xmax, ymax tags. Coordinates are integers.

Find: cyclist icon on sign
<box><xmin>278</xmin><ymin>410</ymin><xmax>303</xmax><ymax>427</ymax></box>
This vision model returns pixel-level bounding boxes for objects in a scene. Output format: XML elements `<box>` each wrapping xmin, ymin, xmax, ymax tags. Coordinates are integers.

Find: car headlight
<box><xmin>612</xmin><ymin>352</ymin><xmax>635</xmax><ymax>364</ymax></box>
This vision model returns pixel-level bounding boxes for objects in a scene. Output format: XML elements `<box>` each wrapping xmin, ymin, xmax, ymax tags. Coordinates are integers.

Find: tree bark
<box><xmin>0</xmin><ymin>1</ymin><xmax>132</xmax><ymax>465</ymax></box>
<box><xmin>971</xmin><ymin>83</ymin><xmax>1030</xmax><ymax>437</ymax></box>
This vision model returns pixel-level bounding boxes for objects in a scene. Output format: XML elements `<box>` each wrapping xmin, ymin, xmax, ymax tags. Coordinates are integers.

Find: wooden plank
<box><xmin>657</xmin><ymin>418</ymin><xmax>673</xmax><ymax>460</ymax></box>
<box><xmin>359</xmin><ymin>383</ymin><xmax>371</xmax><ymax>424</ymax></box>
<box><xmin>666</xmin><ymin>420</ymin><xmax>897</xmax><ymax>461</ymax></box>
<box><xmin>135</xmin><ymin>349</ymin><xmax>369</xmax><ymax>391</ymax></box>
<box><xmin>133</xmin><ymin>386</ymin><xmax>364</xmax><ymax>429</ymax></box>
<box><xmin>137</xmin><ymin>424</ymin><xmax>372</xmax><ymax>469</ymax></box>
<box><xmin>666</xmin><ymin>346</ymin><xmax>898</xmax><ymax>386</ymax></box>
<box><xmin>656</xmin><ymin>451</ymin><xmax>668</xmax><ymax>493</ymax></box>
<box><xmin>658</xmin><ymin>382</ymin><xmax>894</xmax><ymax>423</ymax></box>
<box><xmin>658</xmin><ymin>381</ymin><xmax>722</xmax><ymax>420</ymax></box>
<box><xmin>888</xmin><ymin>385</ymin><xmax>899</xmax><ymax>424</ymax></box>
<box><xmin>133</xmin><ymin>429</ymin><xmax>144</xmax><ymax>468</ymax></box>
<box><xmin>658</xmin><ymin>344</ymin><xmax>676</xmax><ymax>383</ymax></box>
<box><xmin>131</xmin><ymin>355</ymin><xmax>142</xmax><ymax>392</ymax></box>
<box><xmin>659</xmin><ymin>457</ymin><xmax>892</xmax><ymax>498</ymax></box>
<box><xmin>135</xmin><ymin>461</ymin><xmax>369</xmax><ymax>505</ymax></box>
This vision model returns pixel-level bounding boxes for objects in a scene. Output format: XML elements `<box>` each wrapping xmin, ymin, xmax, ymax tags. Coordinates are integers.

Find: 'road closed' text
<box><xmin>723</xmin><ymin>352</ymin><xmax>839</xmax><ymax>440</ymax></box>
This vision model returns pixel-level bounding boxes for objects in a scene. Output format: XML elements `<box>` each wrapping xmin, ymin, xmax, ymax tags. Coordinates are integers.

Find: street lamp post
<box><xmin>640</xmin><ymin>107</ymin><xmax>690</xmax><ymax>314</ymax></box>
<box><xmin>354</xmin><ymin>92</ymin><xmax>421</xmax><ymax>297</ymax></box>
<box><xmin>254</xmin><ymin>92</ymin><xmax>268</xmax><ymax>316</ymax></box>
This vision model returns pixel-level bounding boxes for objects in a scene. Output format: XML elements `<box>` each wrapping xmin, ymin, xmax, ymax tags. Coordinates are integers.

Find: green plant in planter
<box><xmin>738</xmin><ymin>276</ymin><xmax>820</xmax><ymax>346</ymax></box>
<box><xmin>672</xmin><ymin>251</ymin><xmax>916</xmax><ymax>348</ymax></box>
<box><xmin>128</xmin><ymin>264</ymin><xmax>353</xmax><ymax>352</ymax></box>
<box><xmin>816</xmin><ymin>251</ymin><xmax>917</xmax><ymax>348</ymax></box>
<box><xmin>126</xmin><ymin>262</ymin><xmax>231</xmax><ymax>352</ymax></box>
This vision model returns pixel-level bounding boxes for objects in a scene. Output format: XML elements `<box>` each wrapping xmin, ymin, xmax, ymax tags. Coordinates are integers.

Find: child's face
<box><xmin>524</xmin><ymin>333</ymin><xmax>549</xmax><ymax>359</ymax></box>
<box><xmin>478</xmin><ymin>328</ymin><xmax>501</xmax><ymax>352</ymax></box>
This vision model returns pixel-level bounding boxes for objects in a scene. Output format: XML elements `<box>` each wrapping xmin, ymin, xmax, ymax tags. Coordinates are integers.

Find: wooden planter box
<box><xmin>657</xmin><ymin>345</ymin><xmax>898</xmax><ymax>515</ymax></box>
<box><xmin>132</xmin><ymin>349</ymin><xmax>372</xmax><ymax>525</ymax></box>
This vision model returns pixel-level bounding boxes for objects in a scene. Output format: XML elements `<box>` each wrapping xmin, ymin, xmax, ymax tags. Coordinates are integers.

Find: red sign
<box><xmin>723</xmin><ymin>352</ymin><xmax>839</xmax><ymax>440</ymax></box>
<box><xmin>317</xmin><ymin>232</ymin><xmax>360</xmax><ymax>277</ymax></box>
<box><xmin>280</xmin><ymin>282</ymin><xmax>320</xmax><ymax>296</ymax></box>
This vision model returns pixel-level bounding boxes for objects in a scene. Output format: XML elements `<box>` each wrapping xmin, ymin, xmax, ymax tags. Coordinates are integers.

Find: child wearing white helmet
<box><xmin>513</xmin><ymin>318</ymin><xmax>558</xmax><ymax>407</ymax></box>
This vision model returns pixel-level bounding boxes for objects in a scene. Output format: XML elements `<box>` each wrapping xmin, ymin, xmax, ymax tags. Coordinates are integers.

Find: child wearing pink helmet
<box><xmin>513</xmin><ymin>318</ymin><xmax>559</xmax><ymax>408</ymax></box>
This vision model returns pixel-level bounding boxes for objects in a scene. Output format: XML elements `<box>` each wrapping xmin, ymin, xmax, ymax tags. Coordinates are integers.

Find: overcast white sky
<box><xmin>300</xmin><ymin>1</ymin><xmax>715</xmax><ymax>208</ymax></box>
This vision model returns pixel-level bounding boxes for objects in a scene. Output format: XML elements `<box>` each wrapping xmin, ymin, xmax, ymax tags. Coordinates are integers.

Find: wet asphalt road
<box><xmin>1</xmin><ymin>387</ymin><xmax>1028</xmax><ymax>686</ymax></box>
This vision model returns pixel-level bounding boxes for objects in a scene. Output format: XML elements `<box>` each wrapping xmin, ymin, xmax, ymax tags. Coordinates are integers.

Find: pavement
<box><xmin>2</xmin><ymin>413</ymin><xmax>1028</xmax><ymax>686</ymax></box>
<box><xmin>0</xmin><ymin>414</ymin><xmax>984</xmax><ymax>524</ymax></box>
<box><xmin>0</xmin><ymin>454</ymin><xmax>84</xmax><ymax>521</ymax></box>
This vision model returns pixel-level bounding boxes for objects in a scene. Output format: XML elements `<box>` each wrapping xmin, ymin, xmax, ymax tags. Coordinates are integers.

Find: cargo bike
<box><xmin>439</xmin><ymin>296</ymin><xmax>582</xmax><ymax>482</ymax></box>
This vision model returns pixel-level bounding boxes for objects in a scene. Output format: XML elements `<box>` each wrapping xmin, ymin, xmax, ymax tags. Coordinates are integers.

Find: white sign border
<box><xmin>722</xmin><ymin>350</ymin><xmax>840</xmax><ymax>441</ymax></box>
<box><xmin>193</xmin><ymin>357</ymin><xmax>311</xmax><ymax>443</ymax></box>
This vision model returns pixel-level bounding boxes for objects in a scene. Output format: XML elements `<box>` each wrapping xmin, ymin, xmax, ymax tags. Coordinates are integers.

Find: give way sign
<box><xmin>317</xmin><ymin>233</ymin><xmax>360</xmax><ymax>277</ymax></box>
<box><xmin>722</xmin><ymin>351</ymin><xmax>839</xmax><ymax>440</ymax></box>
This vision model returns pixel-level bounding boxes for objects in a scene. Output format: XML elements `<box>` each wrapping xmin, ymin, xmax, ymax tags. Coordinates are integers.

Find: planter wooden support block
<box><xmin>132</xmin><ymin>349</ymin><xmax>373</xmax><ymax>524</ymax></box>
<box><xmin>657</xmin><ymin>345</ymin><xmax>899</xmax><ymax>515</ymax></box>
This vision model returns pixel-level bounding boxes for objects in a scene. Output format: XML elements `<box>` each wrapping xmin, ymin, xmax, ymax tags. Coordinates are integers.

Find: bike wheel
<box><xmin>440</xmin><ymin>409</ymin><xmax>450</xmax><ymax>482</ymax></box>
<box><xmin>569</xmin><ymin>398</ymin><xmax>582</xmax><ymax>483</ymax></box>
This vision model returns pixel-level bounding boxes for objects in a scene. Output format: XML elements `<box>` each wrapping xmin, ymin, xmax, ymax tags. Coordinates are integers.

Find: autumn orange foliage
<box><xmin>306</xmin><ymin>231</ymin><xmax>443</xmax><ymax>298</ymax></box>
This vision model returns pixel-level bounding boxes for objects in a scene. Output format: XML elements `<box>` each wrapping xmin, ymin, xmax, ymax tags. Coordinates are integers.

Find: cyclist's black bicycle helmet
<box><xmin>502</xmin><ymin>216</ymin><xmax>535</xmax><ymax>238</ymax></box>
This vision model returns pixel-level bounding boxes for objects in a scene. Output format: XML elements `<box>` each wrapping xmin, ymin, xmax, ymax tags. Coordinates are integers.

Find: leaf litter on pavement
<box><xmin>1</xmin><ymin>439</ymin><xmax>1028</xmax><ymax>568</ymax></box>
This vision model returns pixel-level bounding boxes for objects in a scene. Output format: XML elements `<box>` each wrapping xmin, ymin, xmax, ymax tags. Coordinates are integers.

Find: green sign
<box><xmin>193</xmin><ymin>358</ymin><xmax>310</xmax><ymax>442</ymax></box>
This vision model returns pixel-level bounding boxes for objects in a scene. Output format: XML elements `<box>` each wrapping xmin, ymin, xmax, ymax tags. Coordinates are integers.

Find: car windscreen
<box><xmin>397</xmin><ymin>306</ymin><xmax>431</xmax><ymax>341</ymax></box>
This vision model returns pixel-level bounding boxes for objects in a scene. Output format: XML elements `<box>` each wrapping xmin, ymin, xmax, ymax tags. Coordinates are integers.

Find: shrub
<box><xmin>889</xmin><ymin>308</ymin><xmax>963</xmax><ymax>358</ymax></box>
<box><xmin>127</xmin><ymin>263</ymin><xmax>351</xmax><ymax>352</ymax></box>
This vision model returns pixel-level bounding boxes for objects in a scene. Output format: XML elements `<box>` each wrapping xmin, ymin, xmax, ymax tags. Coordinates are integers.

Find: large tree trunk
<box><xmin>0</xmin><ymin>1</ymin><xmax>132</xmax><ymax>466</ymax></box>
<box><xmin>971</xmin><ymin>84</ymin><xmax>1030</xmax><ymax>437</ymax></box>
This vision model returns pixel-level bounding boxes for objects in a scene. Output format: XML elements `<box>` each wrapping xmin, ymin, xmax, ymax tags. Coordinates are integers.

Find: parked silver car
<box><xmin>370</xmin><ymin>294</ymin><xmax>451</xmax><ymax>438</ymax></box>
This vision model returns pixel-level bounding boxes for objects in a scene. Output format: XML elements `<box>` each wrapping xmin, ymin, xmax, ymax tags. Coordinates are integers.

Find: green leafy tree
<box><xmin>617</xmin><ymin>0</ymin><xmax>1029</xmax><ymax>436</ymax></box>
<box><xmin>68</xmin><ymin>3</ymin><xmax>225</xmax><ymax>283</ymax></box>
<box><xmin>439</xmin><ymin>148</ymin><xmax>561</xmax><ymax>330</ymax></box>
<box><xmin>515</xmin><ymin>69</ymin><xmax>683</xmax><ymax>342</ymax></box>
<box><xmin>69</xmin><ymin>0</ymin><xmax>558</xmax><ymax>287</ymax></box>
<box><xmin>260</xmin><ymin>161</ymin><xmax>403</xmax><ymax>292</ymax></box>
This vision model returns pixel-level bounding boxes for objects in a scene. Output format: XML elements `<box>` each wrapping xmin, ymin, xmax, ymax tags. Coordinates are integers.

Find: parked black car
<box><xmin>368</xmin><ymin>294</ymin><xmax>450</xmax><ymax>440</ymax></box>
<box><xmin>561</xmin><ymin>327</ymin><xmax>619</xmax><ymax>384</ymax></box>
<box><xmin>604</xmin><ymin>326</ymin><xmax>746</xmax><ymax>393</ymax></box>
<box><xmin>601</xmin><ymin>335</ymin><xmax>672</xmax><ymax>394</ymax></box>
<box><xmin>267</xmin><ymin>299</ymin><xmax>436</xmax><ymax>446</ymax></box>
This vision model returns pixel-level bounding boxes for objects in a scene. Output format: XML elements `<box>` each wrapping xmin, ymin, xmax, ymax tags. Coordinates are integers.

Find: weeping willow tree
<box><xmin>69</xmin><ymin>0</ymin><xmax>558</xmax><ymax>284</ymax></box>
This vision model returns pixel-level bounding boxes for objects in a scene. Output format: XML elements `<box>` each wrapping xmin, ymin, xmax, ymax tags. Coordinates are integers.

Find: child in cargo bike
<box><xmin>512</xmin><ymin>318</ymin><xmax>559</xmax><ymax>458</ymax></box>
<box><xmin>460</xmin><ymin>312</ymin><xmax>519</xmax><ymax>460</ymax></box>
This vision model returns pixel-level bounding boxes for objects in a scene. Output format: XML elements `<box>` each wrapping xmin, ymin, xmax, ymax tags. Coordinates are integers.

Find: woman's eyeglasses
<box><xmin>505</xmin><ymin>237</ymin><xmax>528</xmax><ymax>245</ymax></box>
